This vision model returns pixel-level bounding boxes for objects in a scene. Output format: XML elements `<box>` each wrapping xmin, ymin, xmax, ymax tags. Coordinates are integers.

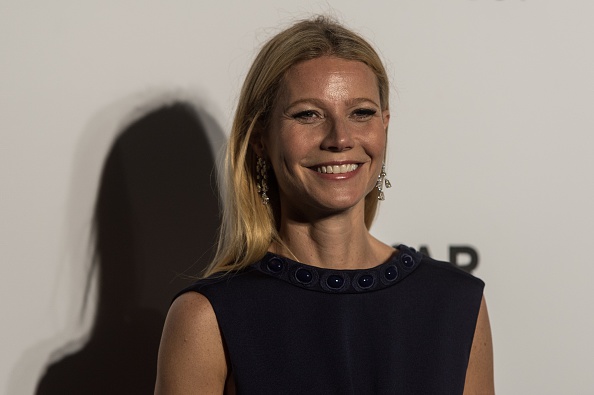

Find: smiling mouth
<box><xmin>316</xmin><ymin>164</ymin><xmax>359</xmax><ymax>174</ymax></box>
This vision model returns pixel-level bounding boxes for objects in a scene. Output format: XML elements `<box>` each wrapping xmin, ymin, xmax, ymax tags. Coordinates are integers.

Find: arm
<box><xmin>155</xmin><ymin>292</ymin><xmax>228</xmax><ymax>394</ymax></box>
<box><xmin>463</xmin><ymin>296</ymin><xmax>495</xmax><ymax>394</ymax></box>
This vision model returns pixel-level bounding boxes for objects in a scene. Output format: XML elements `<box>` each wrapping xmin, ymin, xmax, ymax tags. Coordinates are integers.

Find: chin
<box><xmin>314</xmin><ymin>194</ymin><xmax>367</xmax><ymax>213</ymax></box>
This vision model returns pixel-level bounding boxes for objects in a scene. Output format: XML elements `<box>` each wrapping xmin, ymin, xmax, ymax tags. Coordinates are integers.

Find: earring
<box><xmin>376</xmin><ymin>163</ymin><xmax>392</xmax><ymax>201</ymax></box>
<box><xmin>256</xmin><ymin>156</ymin><xmax>269</xmax><ymax>204</ymax></box>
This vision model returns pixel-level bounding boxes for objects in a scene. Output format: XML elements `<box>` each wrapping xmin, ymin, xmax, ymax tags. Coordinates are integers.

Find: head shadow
<box><xmin>35</xmin><ymin>101</ymin><xmax>222</xmax><ymax>394</ymax></box>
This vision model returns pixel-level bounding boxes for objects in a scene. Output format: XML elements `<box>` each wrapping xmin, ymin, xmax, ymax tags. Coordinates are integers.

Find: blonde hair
<box><xmin>203</xmin><ymin>16</ymin><xmax>390</xmax><ymax>277</ymax></box>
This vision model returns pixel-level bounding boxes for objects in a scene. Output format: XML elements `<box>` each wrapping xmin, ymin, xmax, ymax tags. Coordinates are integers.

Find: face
<box><xmin>258</xmin><ymin>56</ymin><xmax>389</xmax><ymax>221</ymax></box>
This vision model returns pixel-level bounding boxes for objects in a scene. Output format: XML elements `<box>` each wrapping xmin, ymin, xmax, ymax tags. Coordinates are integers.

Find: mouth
<box><xmin>315</xmin><ymin>164</ymin><xmax>359</xmax><ymax>174</ymax></box>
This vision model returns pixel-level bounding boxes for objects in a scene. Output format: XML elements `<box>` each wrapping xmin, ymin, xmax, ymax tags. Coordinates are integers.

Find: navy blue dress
<box><xmin>177</xmin><ymin>245</ymin><xmax>484</xmax><ymax>394</ymax></box>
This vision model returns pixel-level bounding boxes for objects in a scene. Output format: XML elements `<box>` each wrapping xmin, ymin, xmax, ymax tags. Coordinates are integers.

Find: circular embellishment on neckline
<box><xmin>384</xmin><ymin>265</ymin><xmax>398</xmax><ymax>281</ymax></box>
<box><xmin>326</xmin><ymin>274</ymin><xmax>345</xmax><ymax>289</ymax></box>
<box><xmin>357</xmin><ymin>274</ymin><xmax>374</xmax><ymax>289</ymax></box>
<box><xmin>256</xmin><ymin>244</ymin><xmax>422</xmax><ymax>294</ymax></box>
<box><xmin>295</xmin><ymin>267</ymin><xmax>313</xmax><ymax>284</ymax></box>
<box><xmin>319</xmin><ymin>272</ymin><xmax>349</xmax><ymax>292</ymax></box>
<box><xmin>401</xmin><ymin>253</ymin><xmax>415</xmax><ymax>269</ymax></box>
<box><xmin>266</xmin><ymin>257</ymin><xmax>284</xmax><ymax>273</ymax></box>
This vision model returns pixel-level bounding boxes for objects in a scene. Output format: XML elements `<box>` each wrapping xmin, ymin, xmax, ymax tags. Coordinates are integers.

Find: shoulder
<box><xmin>175</xmin><ymin>267</ymin><xmax>259</xmax><ymax>297</ymax></box>
<box><xmin>167</xmin><ymin>291</ymin><xmax>218</xmax><ymax>328</ymax></box>
<box><xmin>418</xmin><ymin>252</ymin><xmax>485</xmax><ymax>289</ymax></box>
<box><xmin>402</xmin><ymin>247</ymin><xmax>485</xmax><ymax>322</ymax></box>
<box><xmin>155</xmin><ymin>292</ymin><xmax>227</xmax><ymax>393</ymax></box>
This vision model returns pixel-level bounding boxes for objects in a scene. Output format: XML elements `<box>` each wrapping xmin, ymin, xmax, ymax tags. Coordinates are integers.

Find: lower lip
<box><xmin>312</xmin><ymin>165</ymin><xmax>362</xmax><ymax>180</ymax></box>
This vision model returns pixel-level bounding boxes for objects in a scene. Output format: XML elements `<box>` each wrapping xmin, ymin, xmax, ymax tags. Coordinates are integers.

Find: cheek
<box><xmin>275</xmin><ymin>129</ymin><xmax>313</xmax><ymax>161</ymax></box>
<box><xmin>377</xmin><ymin>131</ymin><xmax>387</xmax><ymax>152</ymax></box>
<box><xmin>363</xmin><ymin>127</ymin><xmax>387</xmax><ymax>157</ymax></box>
<box><xmin>266</xmin><ymin>133</ymin><xmax>305</xmax><ymax>173</ymax></box>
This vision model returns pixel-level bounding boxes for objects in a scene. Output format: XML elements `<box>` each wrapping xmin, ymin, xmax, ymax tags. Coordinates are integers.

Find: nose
<box><xmin>320</xmin><ymin>118</ymin><xmax>354</xmax><ymax>152</ymax></box>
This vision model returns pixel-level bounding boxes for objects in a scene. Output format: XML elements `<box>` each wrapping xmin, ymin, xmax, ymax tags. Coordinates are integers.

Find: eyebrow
<box><xmin>285</xmin><ymin>97</ymin><xmax>381</xmax><ymax>109</ymax></box>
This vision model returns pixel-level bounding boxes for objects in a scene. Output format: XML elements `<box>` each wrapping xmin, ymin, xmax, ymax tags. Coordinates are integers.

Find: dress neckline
<box><xmin>252</xmin><ymin>244</ymin><xmax>423</xmax><ymax>294</ymax></box>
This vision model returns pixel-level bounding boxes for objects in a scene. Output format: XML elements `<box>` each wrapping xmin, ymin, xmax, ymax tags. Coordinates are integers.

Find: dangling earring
<box><xmin>376</xmin><ymin>163</ymin><xmax>392</xmax><ymax>201</ymax></box>
<box><xmin>256</xmin><ymin>156</ymin><xmax>269</xmax><ymax>204</ymax></box>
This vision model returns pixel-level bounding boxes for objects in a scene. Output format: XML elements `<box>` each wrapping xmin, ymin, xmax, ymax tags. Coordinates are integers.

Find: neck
<box><xmin>271</xmin><ymin>205</ymin><xmax>394</xmax><ymax>270</ymax></box>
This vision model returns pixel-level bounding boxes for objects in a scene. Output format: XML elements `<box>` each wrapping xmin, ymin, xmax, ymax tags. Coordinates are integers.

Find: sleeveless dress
<box><xmin>176</xmin><ymin>245</ymin><xmax>484</xmax><ymax>394</ymax></box>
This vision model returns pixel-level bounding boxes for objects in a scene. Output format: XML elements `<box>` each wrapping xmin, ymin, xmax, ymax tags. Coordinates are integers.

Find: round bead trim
<box><xmin>384</xmin><ymin>266</ymin><xmax>398</xmax><ymax>281</ymax></box>
<box><xmin>295</xmin><ymin>268</ymin><xmax>313</xmax><ymax>284</ymax></box>
<box><xmin>401</xmin><ymin>254</ymin><xmax>414</xmax><ymax>269</ymax></box>
<box><xmin>357</xmin><ymin>274</ymin><xmax>374</xmax><ymax>289</ymax></box>
<box><xmin>326</xmin><ymin>274</ymin><xmax>345</xmax><ymax>289</ymax></box>
<box><xmin>257</xmin><ymin>244</ymin><xmax>421</xmax><ymax>294</ymax></box>
<box><xmin>266</xmin><ymin>257</ymin><xmax>284</xmax><ymax>273</ymax></box>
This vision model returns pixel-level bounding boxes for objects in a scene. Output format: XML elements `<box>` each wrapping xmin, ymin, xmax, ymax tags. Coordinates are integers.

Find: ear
<box><xmin>382</xmin><ymin>109</ymin><xmax>390</xmax><ymax>131</ymax></box>
<box><xmin>250</xmin><ymin>128</ymin><xmax>266</xmax><ymax>157</ymax></box>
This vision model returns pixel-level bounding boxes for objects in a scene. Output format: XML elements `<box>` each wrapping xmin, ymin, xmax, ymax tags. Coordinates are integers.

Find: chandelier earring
<box><xmin>376</xmin><ymin>163</ymin><xmax>392</xmax><ymax>201</ymax></box>
<box><xmin>256</xmin><ymin>156</ymin><xmax>270</xmax><ymax>204</ymax></box>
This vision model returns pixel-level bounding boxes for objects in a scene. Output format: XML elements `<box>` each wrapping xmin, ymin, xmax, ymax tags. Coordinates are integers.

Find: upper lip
<box><xmin>309</xmin><ymin>160</ymin><xmax>363</xmax><ymax>167</ymax></box>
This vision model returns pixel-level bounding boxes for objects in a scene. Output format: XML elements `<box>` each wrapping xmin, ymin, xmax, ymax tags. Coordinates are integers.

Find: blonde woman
<box><xmin>156</xmin><ymin>16</ymin><xmax>494</xmax><ymax>394</ymax></box>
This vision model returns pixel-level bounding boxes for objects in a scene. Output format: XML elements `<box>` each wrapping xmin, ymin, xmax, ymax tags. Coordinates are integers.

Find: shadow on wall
<box><xmin>35</xmin><ymin>102</ymin><xmax>222</xmax><ymax>394</ymax></box>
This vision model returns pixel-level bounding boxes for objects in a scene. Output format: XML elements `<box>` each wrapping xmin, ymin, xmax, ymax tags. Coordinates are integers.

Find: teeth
<box><xmin>316</xmin><ymin>164</ymin><xmax>358</xmax><ymax>174</ymax></box>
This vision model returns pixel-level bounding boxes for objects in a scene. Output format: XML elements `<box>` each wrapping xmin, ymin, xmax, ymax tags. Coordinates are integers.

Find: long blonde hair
<box><xmin>203</xmin><ymin>16</ymin><xmax>390</xmax><ymax>277</ymax></box>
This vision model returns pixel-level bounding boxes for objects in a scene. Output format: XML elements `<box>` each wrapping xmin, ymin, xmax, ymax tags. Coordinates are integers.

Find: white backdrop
<box><xmin>2</xmin><ymin>1</ymin><xmax>594</xmax><ymax>394</ymax></box>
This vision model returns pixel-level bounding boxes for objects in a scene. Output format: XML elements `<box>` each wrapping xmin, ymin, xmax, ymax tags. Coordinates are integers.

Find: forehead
<box><xmin>278</xmin><ymin>56</ymin><xmax>379</xmax><ymax>101</ymax></box>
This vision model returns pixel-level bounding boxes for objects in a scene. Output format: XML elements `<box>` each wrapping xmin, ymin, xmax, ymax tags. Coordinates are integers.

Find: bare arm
<box><xmin>463</xmin><ymin>296</ymin><xmax>495</xmax><ymax>394</ymax></box>
<box><xmin>155</xmin><ymin>292</ymin><xmax>227</xmax><ymax>395</ymax></box>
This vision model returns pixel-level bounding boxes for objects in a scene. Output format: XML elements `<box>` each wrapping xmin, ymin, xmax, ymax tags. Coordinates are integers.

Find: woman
<box><xmin>155</xmin><ymin>16</ymin><xmax>494</xmax><ymax>394</ymax></box>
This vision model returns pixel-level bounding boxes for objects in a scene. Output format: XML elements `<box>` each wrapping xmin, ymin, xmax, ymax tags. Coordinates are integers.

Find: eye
<box><xmin>291</xmin><ymin>110</ymin><xmax>322</xmax><ymax>123</ymax></box>
<box><xmin>351</xmin><ymin>108</ymin><xmax>377</xmax><ymax>121</ymax></box>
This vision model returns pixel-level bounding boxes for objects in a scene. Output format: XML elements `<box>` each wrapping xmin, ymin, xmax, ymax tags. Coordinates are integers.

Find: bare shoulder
<box><xmin>464</xmin><ymin>296</ymin><xmax>495</xmax><ymax>395</ymax></box>
<box><xmin>155</xmin><ymin>292</ymin><xmax>227</xmax><ymax>394</ymax></box>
